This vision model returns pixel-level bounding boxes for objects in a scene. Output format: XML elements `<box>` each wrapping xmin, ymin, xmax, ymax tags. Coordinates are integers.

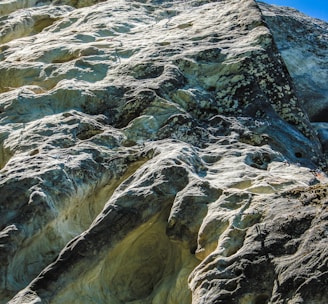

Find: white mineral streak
<box><xmin>0</xmin><ymin>0</ymin><xmax>327</xmax><ymax>303</ymax></box>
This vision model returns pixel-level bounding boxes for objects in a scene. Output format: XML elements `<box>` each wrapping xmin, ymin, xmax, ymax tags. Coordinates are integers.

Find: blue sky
<box><xmin>259</xmin><ymin>0</ymin><xmax>328</xmax><ymax>21</ymax></box>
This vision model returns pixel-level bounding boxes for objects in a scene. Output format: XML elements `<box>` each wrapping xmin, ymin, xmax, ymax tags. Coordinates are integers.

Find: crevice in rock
<box><xmin>44</xmin><ymin>209</ymin><xmax>199</xmax><ymax>304</ymax></box>
<box><xmin>57</xmin><ymin>157</ymin><xmax>151</xmax><ymax>234</ymax></box>
<box><xmin>1</xmin><ymin>155</ymin><xmax>152</xmax><ymax>302</ymax></box>
<box><xmin>0</xmin><ymin>133</ymin><xmax>13</xmax><ymax>170</ymax></box>
<box><xmin>244</xmin><ymin>151</ymin><xmax>274</xmax><ymax>170</ymax></box>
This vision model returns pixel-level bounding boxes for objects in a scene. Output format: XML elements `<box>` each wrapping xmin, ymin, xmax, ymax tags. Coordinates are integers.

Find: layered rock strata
<box><xmin>0</xmin><ymin>0</ymin><xmax>327</xmax><ymax>303</ymax></box>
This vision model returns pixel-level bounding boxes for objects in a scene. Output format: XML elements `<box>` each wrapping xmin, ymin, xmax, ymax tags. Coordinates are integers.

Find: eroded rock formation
<box><xmin>0</xmin><ymin>0</ymin><xmax>327</xmax><ymax>303</ymax></box>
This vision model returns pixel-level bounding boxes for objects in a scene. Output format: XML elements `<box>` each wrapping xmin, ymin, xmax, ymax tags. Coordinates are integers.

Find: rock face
<box><xmin>259</xmin><ymin>1</ymin><xmax>328</xmax><ymax>154</ymax></box>
<box><xmin>259</xmin><ymin>2</ymin><xmax>328</xmax><ymax>123</ymax></box>
<box><xmin>0</xmin><ymin>0</ymin><xmax>327</xmax><ymax>303</ymax></box>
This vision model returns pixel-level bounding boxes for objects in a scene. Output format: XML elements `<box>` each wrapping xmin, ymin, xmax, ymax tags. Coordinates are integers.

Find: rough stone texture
<box><xmin>259</xmin><ymin>2</ymin><xmax>328</xmax><ymax>123</ymax></box>
<box><xmin>0</xmin><ymin>0</ymin><xmax>327</xmax><ymax>303</ymax></box>
<box><xmin>259</xmin><ymin>1</ymin><xmax>328</xmax><ymax>155</ymax></box>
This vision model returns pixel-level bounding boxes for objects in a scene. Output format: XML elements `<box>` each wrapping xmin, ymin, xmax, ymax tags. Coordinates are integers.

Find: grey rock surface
<box><xmin>259</xmin><ymin>2</ymin><xmax>328</xmax><ymax>123</ymax></box>
<box><xmin>259</xmin><ymin>1</ymin><xmax>328</xmax><ymax>156</ymax></box>
<box><xmin>0</xmin><ymin>0</ymin><xmax>327</xmax><ymax>303</ymax></box>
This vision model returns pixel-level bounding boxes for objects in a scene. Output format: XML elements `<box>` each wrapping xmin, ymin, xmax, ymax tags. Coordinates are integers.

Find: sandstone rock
<box><xmin>0</xmin><ymin>0</ymin><xmax>327</xmax><ymax>303</ymax></box>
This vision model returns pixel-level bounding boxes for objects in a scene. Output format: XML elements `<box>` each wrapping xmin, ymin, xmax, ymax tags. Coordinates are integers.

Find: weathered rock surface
<box><xmin>259</xmin><ymin>2</ymin><xmax>328</xmax><ymax>123</ymax></box>
<box><xmin>259</xmin><ymin>1</ymin><xmax>328</xmax><ymax>156</ymax></box>
<box><xmin>0</xmin><ymin>0</ymin><xmax>327</xmax><ymax>303</ymax></box>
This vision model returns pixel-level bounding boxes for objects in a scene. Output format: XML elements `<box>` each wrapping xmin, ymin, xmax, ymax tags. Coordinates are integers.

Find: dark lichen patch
<box><xmin>283</xmin><ymin>183</ymin><xmax>328</xmax><ymax>206</ymax></box>
<box><xmin>76</xmin><ymin>128</ymin><xmax>104</xmax><ymax>140</ymax></box>
<box><xmin>130</xmin><ymin>63</ymin><xmax>164</xmax><ymax>80</ymax></box>
<box><xmin>245</xmin><ymin>151</ymin><xmax>273</xmax><ymax>170</ymax></box>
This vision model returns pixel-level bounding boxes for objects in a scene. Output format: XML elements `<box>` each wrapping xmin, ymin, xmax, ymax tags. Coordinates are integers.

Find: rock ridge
<box><xmin>0</xmin><ymin>0</ymin><xmax>327</xmax><ymax>303</ymax></box>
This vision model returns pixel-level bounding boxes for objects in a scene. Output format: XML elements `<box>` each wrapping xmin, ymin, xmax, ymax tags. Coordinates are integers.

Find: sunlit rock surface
<box><xmin>0</xmin><ymin>0</ymin><xmax>327</xmax><ymax>303</ymax></box>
